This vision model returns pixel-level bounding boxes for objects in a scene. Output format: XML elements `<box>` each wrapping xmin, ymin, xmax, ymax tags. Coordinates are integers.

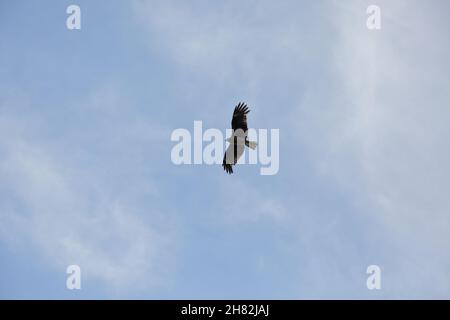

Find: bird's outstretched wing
<box><xmin>222</xmin><ymin>139</ymin><xmax>245</xmax><ymax>174</ymax></box>
<box><xmin>231</xmin><ymin>102</ymin><xmax>250</xmax><ymax>132</ymax></box>
<box><xmin>222</xmin><ymin>158</ymin><xmax>233</xmax><ymax>174</ymax></box>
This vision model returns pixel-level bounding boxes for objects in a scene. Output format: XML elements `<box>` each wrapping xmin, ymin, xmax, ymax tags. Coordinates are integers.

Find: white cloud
<box><xmin>297</xmin><ymin>0</ymin><xmax>450</xmax><ymax>296</ymax></box>
<box><xmin>217</xmin><ymin>177</ymin><xmax>287</xmax><ymax>225</ymax></box>
<box><xmin>132</xmin><ymin>0</ymin><xmax>450</xmax><ymax>297</ymax></box>
<box><xmin>331</xmin><ymin>0</ymin><xmax>450</xmax><ymax>241</ymax></box>
<box><xmin>132</xmin><ymin>0</ymin><xmax>329</xmax><ymax>102</ymax></box>
<box><xmin>0</xmin><ymin>90</ymin><xmax>177</xmax><ymax>293</ymax></box>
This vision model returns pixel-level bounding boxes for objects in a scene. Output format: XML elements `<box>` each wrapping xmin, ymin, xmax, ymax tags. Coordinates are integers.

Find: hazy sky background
<box><xmin>1</xmin><ymin>0</ymin><xmax>449</xmax><ymax>299</ymax></box>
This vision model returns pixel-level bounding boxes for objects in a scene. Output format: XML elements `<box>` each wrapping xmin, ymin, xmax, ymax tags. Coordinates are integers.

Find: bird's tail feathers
<box><xmin>246</xmin><ymin>140</ymin><xmax>258</xmax><ymax>150</ymax></box>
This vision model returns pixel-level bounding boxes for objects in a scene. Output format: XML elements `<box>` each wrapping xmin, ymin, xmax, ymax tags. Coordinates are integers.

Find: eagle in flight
<box><xmin>223</xmin><ymin>102</ymin><xmax>257</xmax><ymax>174</ymax></box>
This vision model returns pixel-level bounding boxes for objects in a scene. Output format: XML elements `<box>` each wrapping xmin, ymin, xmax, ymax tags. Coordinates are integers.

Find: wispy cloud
<box><xmin>1</xmin><ymin>0</ymin><xmax>449</xmax><ymax>298</ymax></box>
<box><xmin>294</xmin><ymin>0</ymin><xmax>450</xmax><ymax>297</ymax></box>
<box><xmin>0</xmin><ymin>89</ymin><xmax>177</xmax><ymax>293</ymax></box>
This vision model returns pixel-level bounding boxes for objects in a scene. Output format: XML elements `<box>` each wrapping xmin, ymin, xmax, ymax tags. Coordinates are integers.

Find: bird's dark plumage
<box><xmin>223</xmin><ymin>160</ymin><xmax>233</xmax><ymax>174</ymax></box>
<box><xmin>222</xmin><ymin>137</ymin><xmax>242</xmax><ymax>174</ymax></box>
<box><xmin>231</xmin><ymin>102</ymin><xmax>250</xmax><ymax>132</ymax></box>
<box><xmin>223</xmin><ymin>102</ymin><xmax>251</xmax><ymax>174</ymax></box>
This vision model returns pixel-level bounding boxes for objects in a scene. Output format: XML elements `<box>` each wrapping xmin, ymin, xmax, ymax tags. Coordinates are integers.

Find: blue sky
<box><xmin>1</xmin><ymin>0</ymin><xmax>449</xmax><ymax>299</ymax></box>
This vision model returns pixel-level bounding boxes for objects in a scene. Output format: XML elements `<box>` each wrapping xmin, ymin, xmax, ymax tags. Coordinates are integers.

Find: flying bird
<box><xmin>223</xmin><ymin>102</ymin><xmax>257</xmax><ymax>174</ymax></box>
